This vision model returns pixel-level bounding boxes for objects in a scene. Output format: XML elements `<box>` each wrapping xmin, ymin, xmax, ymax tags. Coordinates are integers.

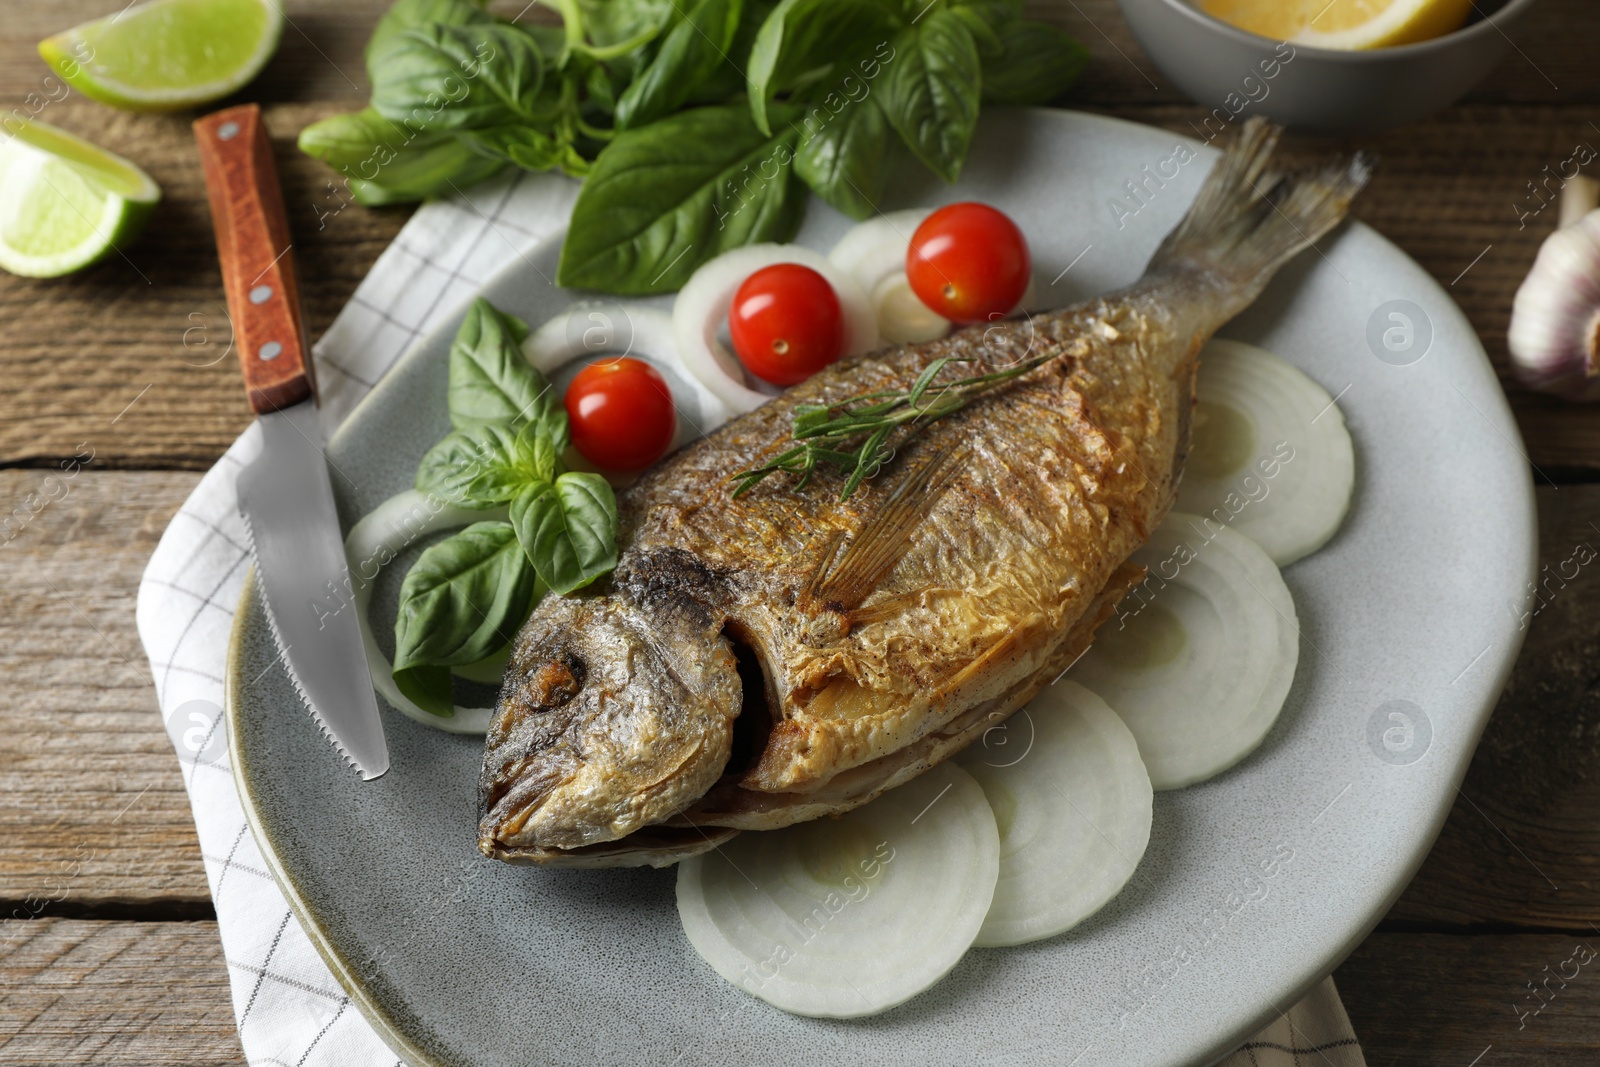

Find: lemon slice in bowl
<box><xmin>1201</xmin><ymin>0</ymin><xmax>1474</xmax><ymax>49</ymax></box>
<box><xmin>39</xmin><ymin>0</ymin><xmax>284</xmax><ymax>112</ymax></box>
<box><xmin>0</xmin><ymin>117</ymin><xmax>160</xmax><ymax>278</ymax></box>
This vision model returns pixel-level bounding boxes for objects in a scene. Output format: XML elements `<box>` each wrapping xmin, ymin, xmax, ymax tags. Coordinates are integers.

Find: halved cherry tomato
<box><xmin>565</xmin><ymin>357</ymin><xmax>676</xmax><ymax>472</ymax></box>
<box><xmin>906</xmin><ymin>202</ymin><xmax>1031</xmax><ymax>324</ymax></box>
<box><xmin>727</xmin><ymin>263</ymin><xmax>845</xmax><ymax>387</ymax></box>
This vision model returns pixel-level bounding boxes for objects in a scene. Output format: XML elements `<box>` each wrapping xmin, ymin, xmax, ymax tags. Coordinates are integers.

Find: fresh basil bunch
<box><xmin>302</xmin><ymin>0</ymin><xmax>1085</xmax><ymax>289</ymax></box>
<box><xmin>391</xmin><ymin>297</ymin><xmax>619</xmax><ymax>715</ymax></box>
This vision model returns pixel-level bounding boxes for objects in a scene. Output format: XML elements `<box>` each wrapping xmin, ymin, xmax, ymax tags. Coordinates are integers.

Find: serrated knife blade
<box><xmin>196</xmin><ymin>104</ymin><xmax>388</xmax><ymax>780</ymax></box>
<box><xmin>237</xmin><ymin>402</ymin><xmax>388</xmax><ymax>778</ymax></box>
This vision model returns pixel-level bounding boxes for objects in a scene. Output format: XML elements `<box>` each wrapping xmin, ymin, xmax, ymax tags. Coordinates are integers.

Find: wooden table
<box><xmin>1</xmin><ymin>1</ymin><xmax>1596</xmax><ymax>1063</ymax></box>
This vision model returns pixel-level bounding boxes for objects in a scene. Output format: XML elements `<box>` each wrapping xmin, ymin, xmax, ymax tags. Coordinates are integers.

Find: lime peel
<box><xmin>38</xmin><ymin>0</ymin><xmax>284</xmax><ymax>112</ymax></box>
<box><xmin>0</xmin><ymin>117</ymin><xmax>160</xmax><ymax>278</ymax></box>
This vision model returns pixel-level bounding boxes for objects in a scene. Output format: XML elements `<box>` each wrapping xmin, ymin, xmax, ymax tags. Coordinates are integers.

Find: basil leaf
<box><xmin>470</xmin><ymin>422</ymin><xmax>561</xmax><ymax>502</ymax></box>
<box><xmin>347</xmin><ymin>179</ymin><xmax>424</xmax><ymax>207</ymax></box>
<box><xmin>898</xmin><ymin>0</ymin><xmax>1018</xmax><ymax>23</ymax></box>
<box><xmin>344</xmin><ymin>152</ymin><xmax>505</xmax><ymax>206</ymax></box>
<box><xmin>747</xmin><ymin>0</ymin><xmax>902</xmax><ymax>135</ymax></box>
<box><xmin>511</xmin><ymin>474</ymin><xmax>619</xmax><ymax>595</ymax></box>
<box><xmin>615</xmin><ymin>0</ymin><xmax>744</xmax><ymax>130</ymax></box>
<box><xmin>371</xmin><ymin>23</ymin><xmax>545</xmax><ymax>131</ymax></box>
<box><xmin>393</xmin><ymin>521</ymin><xmax>539</xmax><ymax>670</ymax></box>
<box><xmin>458</xmin><ymin>124</ymin><xmax>562</xmax><ymax>169</ymax></box>
<box><xmin>557</xmin><ymin>102</ymin><xmax>806</xmax><ymax>295</ymax></box>
<box><xmin>948</xmin><ymin>3</ymin><xmax>1008</xmax><ymax>58</ymax></box>
<box><xmin>416</xmin><ymin>420</ymin><xmax>563</xmax><ymax>508</ymax></box>
<box><xmin>522</xmin><ymin>23</ymin><xmax>570</xmax><ymax>64</ymax></box>
<box><xmin>393</xmin><ymin>663</ymin><xmax>454</xmax><ymax>717</ymax></box>
<box><xmin>447</xmin><ymin>297</ymin><xmax>560</xmax><ymax>430</ymax></box>
<box><xmin>794</xmin><ymin>94</ymin><xmax>893</xmax><ymax>219</ymax></box>
<box><xmin>586</xmin><ymin>61</ymin><xmax>620</xmax><ymax>111</ymax></box>
<box><xmin>458</xmin><ymin>124</ymin><xmax>590</xmax><ymax>177</ymax></box>
<box><xmin>542</xmin><ymin>404</ymin><xmax>571</xmax><ymax>453</ymax></box>
<box><xmin>980</xmin><ymin>20</ymin><xmax>1089</xmax><ymax>105</ymax></box>
<box><xmin>683</xmin><ymin>0</ymin><xmax>777</xmax><ymax>106</ymax></box>
<box><xmin>299</xmin><ymin>108</ymin><xmax>505</xmax><ymax>202</ymax></box>
<box><xmin>298</xmin><ymin>107</ymin><xmax>452</xmax><ymax>169</ymax></box>
<box><xmin>415</xmin><ymin>424</ymin><xmax>518</xmax><ymax>507</ymax></box>
<box><xmin>367</xmin><ymin>0</ymin><xmax>494</xmax><ymax>74</ymax></box>
<box><xmin>522</xmin><ymin>422</ymin><xmax>562</xmax><ymax>480</ymax></box>
<box><xmin>578</xmin><ymin>0</ymin><xmax>676</xmax><ymax>48</ymax></box>
<box><xmin>951</xmin><ymin>0</ymin><xmax>1021</xmax><ymax>11</ymax></box>
<box><xmin>685</xmin><ymin>56</ymin><xmax>748</xmax><ymax>107</ymax></box>
<box><xmin>880</xmin><ymin>9</ymin><xmax>980</xmax><ymax>182</ymax></box>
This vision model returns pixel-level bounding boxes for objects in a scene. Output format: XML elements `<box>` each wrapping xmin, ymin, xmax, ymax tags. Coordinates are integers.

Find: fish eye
<box><xmin>524</xmin><ymin>653</ymin><xmax>586</xmax><ymax>712</ymax></box>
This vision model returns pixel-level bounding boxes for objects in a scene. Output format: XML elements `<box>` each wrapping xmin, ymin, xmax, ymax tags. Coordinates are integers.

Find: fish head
<box><xmin>477</xmin><ymin>575</ymin><xmax>742</xmax><ymax>861</ymax></box>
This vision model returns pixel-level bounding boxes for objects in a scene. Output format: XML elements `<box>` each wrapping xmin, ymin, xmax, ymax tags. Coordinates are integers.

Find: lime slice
<box><xmin>0</xmin><ymin>117</ymin><xmax>160</xmax><ymax>278</ymax></box>
<box><xmin>38</xmin><ymin>0</ymin><xmax>284</xmax><ymax>112</ymax></box>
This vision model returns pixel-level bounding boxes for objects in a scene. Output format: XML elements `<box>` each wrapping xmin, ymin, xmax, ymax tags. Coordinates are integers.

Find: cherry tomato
<box><xmin>906</xmin><ymin>202</ymin><xmax>1031</xmax><ymax>324</ymax></box>
<box><xmin>564</xmin><ymin>358</ymin><xmax>676</xmax><ymax>473</ymax></box>
<box><xmin>728</xmin><ymin>263</ymin><xmax>845</xmax><ymax>387</ymax></box>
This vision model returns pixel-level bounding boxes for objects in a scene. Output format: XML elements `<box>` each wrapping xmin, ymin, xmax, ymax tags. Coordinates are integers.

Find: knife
<box><xmin>195</xmin><ymin>104</ymin><xmax>389</xmax><ymax>780</ymax></box>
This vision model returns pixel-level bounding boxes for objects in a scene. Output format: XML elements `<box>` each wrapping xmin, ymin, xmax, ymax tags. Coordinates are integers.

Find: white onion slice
<box><xmin>344</xmin><ymin>489</ymin><xmax>507</xmax><ymax>734</ymax></box>
<box><xmin>1176</xmin><ymin>338</ymin><xmax>1355</xmax><ymax>566</ymax></box>
<box><xmin>827</xmin><ymin>209</ymin><xmax>933</xmax><ymax>292</ymax></box>
<box><xmin>826</xmin><ymin>209</ymin><xmax>945</xmax><ymax>344</ymax></box>
<box><xmin>958</xmin><ymin>682</ymin><xmax>1152</xmax><ymax>946</ymax></box>
<box><xmin>870</xmin><ymin>272</ymin><xmax>951</xmax><ymax>344</ymax></box>
<box><xmin>674</xmin><ymin>243</ymin><xmax>880</xmax><ymax>414</ymax></box>
<box><xmin>522</xmin><ymin>304</ymin><xmax>733</xmax><ymax>447</ymax></box>
<box><xmin>676</xmin><ymin>762</ymin><xmax>998</xmax><ymax>1018</ymax></box>
<box><xmin>1071</xmin><ymin>514</ymin><xmax>1299</xmax><ymax>789</ymax></box>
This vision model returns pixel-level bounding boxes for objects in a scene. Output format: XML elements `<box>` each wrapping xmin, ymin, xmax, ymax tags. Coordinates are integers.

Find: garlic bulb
<box><xmin>1509</xmin><ymin>176</ymin><xmax>1600</xmax><ymax>400</ymax></box>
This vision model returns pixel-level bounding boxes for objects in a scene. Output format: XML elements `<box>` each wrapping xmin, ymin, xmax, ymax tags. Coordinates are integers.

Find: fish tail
<box><xmin>1147</xmin><ymin>117</ymin><xmax>1373</xmax><ymax>304</ymax></box>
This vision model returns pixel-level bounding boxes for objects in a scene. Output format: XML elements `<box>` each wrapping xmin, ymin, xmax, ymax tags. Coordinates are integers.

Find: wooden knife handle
<box><xmin>194</xmin><ymin>104</ymin><xmax>316</xmax><ymax>415</ymax></box>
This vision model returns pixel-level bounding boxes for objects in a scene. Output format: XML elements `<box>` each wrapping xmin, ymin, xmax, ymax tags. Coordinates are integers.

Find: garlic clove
<box><xmin>1508</xmin><ymin>179</ymin><xmax>1600</xmax><ymax>402</ymax></box>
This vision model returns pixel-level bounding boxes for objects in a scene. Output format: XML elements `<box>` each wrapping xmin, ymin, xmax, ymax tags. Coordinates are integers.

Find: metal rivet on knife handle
<box><xmin>192</xmin><ymin>104</ymin><xmax>317</xmax><ymax>415</ymax></box>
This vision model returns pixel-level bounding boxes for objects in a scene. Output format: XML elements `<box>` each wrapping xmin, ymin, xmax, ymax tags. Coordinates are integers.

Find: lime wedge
<box><xmin>0</xmin><ymin>117</ymin><xmax>160</xmax><ymax>278</ymax></box>
<box><xmin>39</xmin><ymin>0</ymin><xmax>284</xmax><ymax>112</ymax></box>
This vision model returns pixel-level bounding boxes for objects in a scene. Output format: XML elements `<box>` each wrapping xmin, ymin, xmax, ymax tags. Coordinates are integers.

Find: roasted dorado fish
<box><xmin>479</xmin><ymin>119</ymin><xmax>1370</xmax><ymax>867</ymax></box>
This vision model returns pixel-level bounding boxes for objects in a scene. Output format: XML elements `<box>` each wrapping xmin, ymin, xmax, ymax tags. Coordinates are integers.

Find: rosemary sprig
<box><xmin>731</xmin><ymin>352</ymin><xmax>1056</xmax><ymax>501</ymax></box>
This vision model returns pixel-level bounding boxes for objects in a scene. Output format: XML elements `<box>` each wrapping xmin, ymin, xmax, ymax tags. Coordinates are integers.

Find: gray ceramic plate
<box><xmin>227</xmin><ymin>109</ymin><xmax>1535</xmax><ymax>1067</ymax></box>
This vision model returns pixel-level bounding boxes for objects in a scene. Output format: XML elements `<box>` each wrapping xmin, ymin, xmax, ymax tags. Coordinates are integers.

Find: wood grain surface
<box><xmin>1</xmin><ymin>0</ymin><xmax>1597</xmax><ymax>1063</ymax></box>
<box><xmin>1338</xmin><ymin>934</ymin><xmax>1600</xmax><ymax>1065</ymax></box>
<box><xmin>0</xmin><ymin>472</ymin><xmax>209</xmax><ymax>910</ymax></box>
<box><xmin>0</xmin><ymin>921</ymin><xmax>239</xmax><ymax>1065</ymax></box>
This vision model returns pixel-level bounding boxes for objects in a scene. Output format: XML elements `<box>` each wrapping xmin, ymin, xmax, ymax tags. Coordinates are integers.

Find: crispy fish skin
<box><xmin>664</xmin><ymin>559</ymin><xmax>1149</xmax><ymax>832</ymax></box>
<box><xmin>479</xmin><ymin>119</ymin><xmax>1371</xmax><ymax>866</ymax></box>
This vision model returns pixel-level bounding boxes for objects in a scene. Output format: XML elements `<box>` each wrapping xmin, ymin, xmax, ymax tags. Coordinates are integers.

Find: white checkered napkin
<box><xmin>137</xmin><ymin>168</ymin><xmax>576</xmax><ymax>1067</ymax></box>
<box><xmin>134</xmin><ymin>168</ymin><xmax>1364</xmax><ymax>1066</ymax></box>
<box><xmin>1224</xmin><ymin>979</ymin><xmax>1367</xmax><ymax>1067</ymax></box>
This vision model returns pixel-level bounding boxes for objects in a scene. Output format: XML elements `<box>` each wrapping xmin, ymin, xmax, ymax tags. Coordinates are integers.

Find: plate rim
<box><xmin>225</xmin><ymin>105</ymin><xmax>1539</xmax><ymax>1067</ymax></box>
<box><xmin>227</xmin><ymin>572</ymin><xmax>442</xmax><ymax>1067</ymax></box>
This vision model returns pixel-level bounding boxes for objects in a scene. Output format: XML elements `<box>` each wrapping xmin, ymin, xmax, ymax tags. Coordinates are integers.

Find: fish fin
<box><xmin>848</xmin><ymin>589</ymin><xmax>942</xmax><ymax>627</ymax></box>
<box><xmin>676</xmin><ymin>560</ymin><xmax>1156</xmax><ymax>829</ymax></box>
<box><xmin>802</xmin><ymin>446</ymin><xmax>967</xmax><ymax>614</ymax></box>
<box><xmin>1149</xmin><ymin>116</ymin><xmax>1373</xmax><ymax>296</ymax></box>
